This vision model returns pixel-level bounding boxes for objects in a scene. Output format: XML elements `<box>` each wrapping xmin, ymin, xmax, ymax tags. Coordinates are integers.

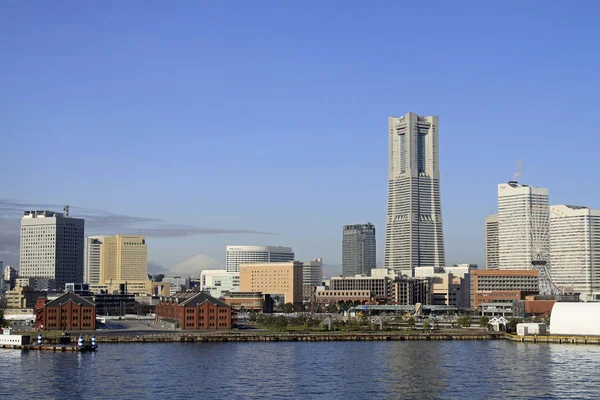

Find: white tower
<box><xmin>550</xmin><ymin>205</ymin><xmax>600</xmax><ymax>301</ymax></box>
<box><xmin>497</xmin><ymin>182</ymin><xmax>549</xmax><ymax>270</ymax></box>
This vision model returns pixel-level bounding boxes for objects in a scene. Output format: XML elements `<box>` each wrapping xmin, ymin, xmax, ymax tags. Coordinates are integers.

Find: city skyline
<box><xmin>2</xmin><ymin>2</ymin><xmax>600</xmax><ymax>275</ymax></box>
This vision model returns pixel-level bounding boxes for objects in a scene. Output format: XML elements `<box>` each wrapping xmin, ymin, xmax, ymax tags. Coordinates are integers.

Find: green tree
<box><xmin>457</xmin><ymin>316</ymin><xmax>471</xmax><ymax>328</ymax></box>
<box><xmin>152</xmin><ymin>274</ymin><xmax>165</xmax><ymax>282</ymax></box>
<box><xmin>407</xmin><ymin>317</ymin><xmax>416</xmax><ymax>331</ymax></box>
<box><xmin>0</xmin><ymin>309</ymin><xmax>7</xmax><ymax>328</ymax></box>
<box><xmin>248</xmin><ymin>311</ymin><xmax>257</xmax><ymax>322</ymax></box>
<box><xmin>480</xmin><ymin>316</ymin><xmax>490</xmax><ymax>330</ymax></box>
<box><xmin>326</xmin><ymin>303</ymin><xmax>338</xmax><ymax>313</ymax></box>
<box><xmin>273</xmin><ymin>315</ymin><xmax>288</xmax><ymax>331</ymax></box>
<box><xmin>507</xmin><ymin>318</ymin><xmax>519</xmax><ymax>332</ymax></box>
<box><xmin>423</xmin><ymin>319</ymin><xmax>432</xmax><ymax>332</ymax></box>
<box><xmin>282</xmin><ymin>303</ymin><xmax>295</xmax><ymax>314</ymax></box>
<box><xmin>305</xmin><ymin>317</ymin><xmax>320</xmax><ymax>329</ymax></box>
<box><xmin>358</xmin><ymin>314</ymin><xmax>369</xmax><ymax>327</ymax></box>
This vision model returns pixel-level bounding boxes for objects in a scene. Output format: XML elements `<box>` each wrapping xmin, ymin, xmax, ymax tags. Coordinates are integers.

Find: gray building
<box><xmin>19</xmin><ymin>210</ymin><xmax>85</xmax><ymax>290</ymax></box>
<box><xmin>302</xmin><ymin>258</ymin><xmax>323</xmax><ymax>287</ymax></box>
<box><xmin>485</xmin><ymin>214</ymin><xmax>499</xmax><ymax>269</ymax></box>
<box><xmin>342</xmin><ymin>223</ymin><xmax>376</xmax><ymax>276</ymax></box>
<box><xmin>385</xmin><ymin>112</ymin><xmax>446</xmax><ymax>277</ymax></box>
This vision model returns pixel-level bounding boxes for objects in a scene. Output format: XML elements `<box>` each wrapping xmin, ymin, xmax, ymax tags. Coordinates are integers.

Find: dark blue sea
<box><xmin>0</xmin><ymin>341</ymin><xmax>598</xmax><ymax>399</ymax></box>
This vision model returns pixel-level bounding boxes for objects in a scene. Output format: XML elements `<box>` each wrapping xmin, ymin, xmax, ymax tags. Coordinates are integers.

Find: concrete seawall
<box><xmin>504</xmin><ymin>333</ymin><xmax>600</xmax><ymax>344</ymax></box>
<box><xmin>0</xmin><ymin>344</ymin><xmax>79</xmax><ymax>351</ymax></box>
<box><xmin>94</xmin><ymin>332</ymin><xmax>501</xmax><ymax>343</ymax></box>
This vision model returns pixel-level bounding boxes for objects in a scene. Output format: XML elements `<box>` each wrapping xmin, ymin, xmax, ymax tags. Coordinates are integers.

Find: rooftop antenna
<box><xmin>513</xmin><ymin>159</ymin><xmax>524</xmax><ymax>181</ymax></box>
<box><xmin>63</xmin><ymin>205</ymin><xmax>70</xmax><ymax>217</ymax></box>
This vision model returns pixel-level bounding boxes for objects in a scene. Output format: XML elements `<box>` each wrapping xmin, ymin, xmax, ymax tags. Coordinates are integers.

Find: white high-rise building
<box><xmin>384</xmin><ymin>112</ymin><xmax>445</xmax><ymax>277</ymax></box>
<box><xmin>200</xmin><ymin>269</ymin><xmax>240</xmax><ymax>299</ymax></box>
<box><xmin>302</xmin><ymin>258</ymin><xmax>323</xmax><ymax>286</ymax></box>
<box><xmin>550</xmin><ymin>205</ymin><xmax>600</xmax><ymax>301</ymax></box>
<box><xmin>85</xmin><ymin>237</ymin><xmax>103</xmax><ymax>284</ymax></box>
<box><xmin>498</xmin><ymin>182</ymin><xmax>549</xmax><ymax>270</ymax></box>
<box><xmin>225</xmin><ymin>245</ymin><xmax>294</xmax><ymax>273</ymax></box>
<box><xmin>485</xmin><ymin>214</ymin><xmax>499</xmax><ymax>269</ymax></box>
<box><xmin>19</xmin><ymin>210</ymin><xmax>85</xmax><ymax>289</ymax></box>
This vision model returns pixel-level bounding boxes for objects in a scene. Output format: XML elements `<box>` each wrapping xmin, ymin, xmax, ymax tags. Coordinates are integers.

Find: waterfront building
<box><xmin>549</xmin><ymin>205</ymin><xmax>600</xmax><ymax>301</ymax></box>
<box><xmin>200</xmin><ymin>269</ymin><xmax>240</xmax><ymax>299</ymax></box>
<box><xmin>328</xmin><ymin>268</ymin><xmax>432</xmax><ymax>305</ymax></box>
<box><xmin>221</xmin><ymin>292</ymin><xmax>265</xmax><ymax>313</ymax></box>
<box><xmin>330</xmin><ymin>269</ymin><xmax>395</xmax><ymax>301</ymax></box>
<box><xmin>384</xmin><ymin>112</ymin><xmax>445</xmax><ymax>277</ymax></box>
<box><xmin>20</xmin><ymin>210</ymin><xmax>85</xmax><ymax>290</ymax></box>
<box><xmin>315</xmin><ymin>290</ymin><xmax>371</xmax><ymax>306</ymax></box>
<box><xmin>226</xmin><ymin>245</ymin><xmax>294</xmax><ymax>273</ymax></box>
<box><xmin>35</xmin><ymin>292</ymin><xmax>96</xmax><ymax>331</ymax></box>
<box><xmin>392</xmin><ymin>277</ymin><xmax>433</xmax><ymax>305</ymax></box>
<box><xmin>414</xmin><ymin>266</ymin><xmax>473</xmax><ymax>307</ymax></box>
<box><xmin>485</xmin><ymin>214</ymin><xmax>499</xmax><ymax>269</ymax></box>
<box><xmin>85</xmin><ymin>235</ymin><xmax>150</xmax><ymax>295</ymax></box>
<box><xmin>497</xmin><ymin>182</ymin><xmax>549</xmax><ymax>270</ymax></box>
<box><xmin>470</xmin><ymin>269</ymin><xmax>539</xmax><ymax>309</ymax></box>
<box><xmin>239</xmin><ymin>261</ymin><xmax>303</xmax><ymax>310</ymax></box>
<box><xmin>155</xmin><ymin>290</ymin><xmax>232</xmax><ymax>330</ymax></box>
<box><xmin>342</xmin><ymin>224</ymin><xmax>376</xmax><ymax>276</ymax></box>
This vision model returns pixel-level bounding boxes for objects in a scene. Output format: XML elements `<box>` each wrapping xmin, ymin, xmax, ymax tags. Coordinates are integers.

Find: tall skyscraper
<box><xmin>384</xmin><ymin>112</ymin><xmax>445</xmax><ymax>277</ymax></box>
<box><xmin>226</xmin><ymin>245</ymin><xmax>294</xmax><ymax>273</ymax></box>
<box><xmin>85</xmin><ymin>235</ymin><xmax>148</xmax><ymax>285</ymax></box>
<box><xmin>497</xmin><ymin>182</ymin><xmax>549</xmax><ymax>270</ymax></box>
<box><xmin>302</xmin><ymin>258</ymin><xmax>323</xmax><ymax>286</ymax></box>
<box><xmin>485</xmin><ymin>214</ymin><xmax>499</xmax><ymax>269</ymax></box>
<box><xmin>20</xmin><ymin>210</ymin><xmax>85</xmax><ymax>290</ymax></box>
<box><xmin>550</xmin><ymin>205</ymin><xmax>600</xmax><ymax>301</ymax></box>
<box><xmin>342</xmin><ymin>223</ymin><xmax>376</xmax><ymax>276</ymax></box>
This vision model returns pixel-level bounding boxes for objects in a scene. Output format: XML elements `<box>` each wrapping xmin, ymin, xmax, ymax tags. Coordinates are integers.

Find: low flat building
<box><xmin>239</xmin><ymin>261</ymin><xmax>303</xmax><ymax>310</ymax></box>
<box><xmin>330</xmin><ymin>269</ymin><xmax>396</xmax><ymax>302</ymax></box>
<box><xmin>415</xmin><ymin>266</ymin><xmax>472</xmax><ymax>307</ymax></box>
<box><xmin>5</xmin><ymin>286</ymin><xmax>46</xmax><ymax>309</ymax></box>
<box><xmin>315</xmin><ymin>289</ymin><xmax>371</xmax><ymax>305</ymax></box>
<box><xmin>201</xmin><ymin>269</ymin><xmax>240</xmax><ymax>299</ymax></box>
<box><xmin>156</xmin><ymin>290</ymin><xmax>232</xmax><ymax>330</ymax></box>
<box><xmin>392</xmin><ymin>277</ymin><xmax>433</xmax><ymax>305</ymax></box>
<box><xmin>221</xmin><ymin>292</ymin><xmax>265</xmax><ymax>313</ymax></box>
<box><xmin>470</xmin><ymin>270</ymin><xmax>539</xmax><ymax>308</ymax></box>
<box><xmin>35</xmin><ymin>292</ymin><xmax>96</xmax><ymax>331</ymax></box>
<box><xmin>89</xmin><ymin>294</ymin><xmax>137</xmax><ymax>316</ymax></box>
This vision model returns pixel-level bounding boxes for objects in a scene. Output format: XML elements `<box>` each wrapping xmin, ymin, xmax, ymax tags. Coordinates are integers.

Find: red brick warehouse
<box><xmin>36</xmin><ymin>292</ymin><xmax>96</xmax><ymax>331</ymax></box>
<box><xmin>156</xmin><ymin>290</ymin><xmax>232</xmax><ymax>330</ymax></box>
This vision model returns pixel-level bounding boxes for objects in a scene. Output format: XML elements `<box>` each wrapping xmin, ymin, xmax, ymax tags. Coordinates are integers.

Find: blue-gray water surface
<box><xmin>0</xmin><ymin>341</ymin><xmax>598</xmax><ymax>399</ymax></box>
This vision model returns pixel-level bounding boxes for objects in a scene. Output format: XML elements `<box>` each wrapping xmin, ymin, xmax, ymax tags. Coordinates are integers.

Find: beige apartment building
<box><xmin>239</xmin><ymin>261</ymin><xmax>303</xmax><ymax>310</ymax></box>
<box><xmin>86</xmin><ymin>235</ymin><xmax>151</xmax><ymax>295</ymax></box>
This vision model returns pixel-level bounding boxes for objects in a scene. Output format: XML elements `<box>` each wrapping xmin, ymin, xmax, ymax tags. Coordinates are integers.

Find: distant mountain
<box><xmin>169</xmin><ymin>254</ymin><xmax>223</xmax><ymax>276</ymax></box>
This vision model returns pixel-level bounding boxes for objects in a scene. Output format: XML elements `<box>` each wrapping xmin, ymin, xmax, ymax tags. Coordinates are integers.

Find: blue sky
<box><xmin>1</xmin><ymin>1</ymin><xmax>599</xmax><ymax>275</ymax></box>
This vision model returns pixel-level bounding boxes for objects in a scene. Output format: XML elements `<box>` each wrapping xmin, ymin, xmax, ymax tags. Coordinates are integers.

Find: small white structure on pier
<box><xmin>0</xmin><ymin>328</ymin><xmax>31</xmax><ymax>345</ymax></box>
<box><xmin>516</xmin><ymin>323</ymin><xmax>547</xmax><ymax>336</ymax></box>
